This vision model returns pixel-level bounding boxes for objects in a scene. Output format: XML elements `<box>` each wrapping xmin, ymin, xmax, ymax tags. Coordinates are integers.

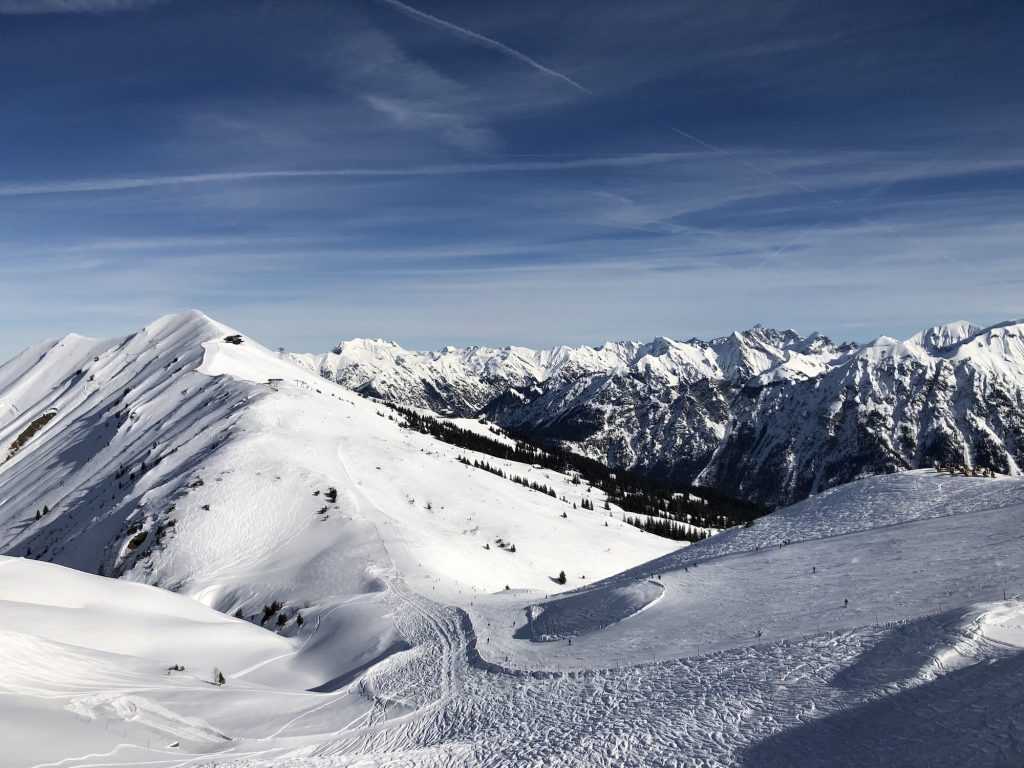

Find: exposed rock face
<box><xmin>299</xmin><ymin>320</ymin><xmax>1024</xmax><ymax>507</ymax></box>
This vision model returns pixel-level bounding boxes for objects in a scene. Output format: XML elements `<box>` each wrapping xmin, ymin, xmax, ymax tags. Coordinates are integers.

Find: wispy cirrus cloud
<box><xmin>0</xmin><ymin>0</ymin><xmax>164</xmax><ymax>13</ymax></box>
<box><xmin>365</xmin><ymin>94</ymin><xmax>496</xmax><ymax>153</ymax></box>
<box><xmin>325</xmin><ymin>21</ymin><xmax>501</xmax><ymax>152</ymax></box>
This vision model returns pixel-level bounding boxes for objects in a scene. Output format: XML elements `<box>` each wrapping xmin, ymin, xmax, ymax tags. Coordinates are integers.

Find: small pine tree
<box><xmin>214</xmin><ymin>668</ymin><xmax>226</xmax><ymax>686</ymax></box>
<box><xmin>261</xmin><ymin>601</ymin><xmax>283</xmax><ymax>625</ymax></box>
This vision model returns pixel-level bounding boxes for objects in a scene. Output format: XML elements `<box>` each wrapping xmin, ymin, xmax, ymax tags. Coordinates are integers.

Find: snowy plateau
<box><xmin>297</xmin><ymin>320</ymin><xmax>1024</xmax><ymax>507</ymax></box>
<box><xmin>0</xmin><ymin>310</ymin><xmax>1021</xmax><ymax>767</ymax></box>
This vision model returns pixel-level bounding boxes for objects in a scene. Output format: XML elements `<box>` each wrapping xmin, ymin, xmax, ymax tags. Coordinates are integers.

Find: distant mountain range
<box><xmin>294</xmin><ymin>320</ymin><xmax>1024</xmax><ymax>506</ymax></box>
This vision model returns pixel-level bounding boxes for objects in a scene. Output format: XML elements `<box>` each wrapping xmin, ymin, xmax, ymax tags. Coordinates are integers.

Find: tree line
<box><xmin>623</xmin><ymin>514</ymin><xmax>711</xmax><ymax>543</ymax></box>
<box><xmin>458</xmin><ymin>455</ymin><xmax>558</xmax><ymax>497</ymax></box>
<box><xmin>387</xmin><ymin>404</ymin><xmax>765</xmax><ymax>533</ymax></box>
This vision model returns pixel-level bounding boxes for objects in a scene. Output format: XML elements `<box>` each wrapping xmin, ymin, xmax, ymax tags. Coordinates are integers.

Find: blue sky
<box><xmin>1</xmin><ymin>0</ymin><xmax>1022</xmax><ymax>357</ymax></box>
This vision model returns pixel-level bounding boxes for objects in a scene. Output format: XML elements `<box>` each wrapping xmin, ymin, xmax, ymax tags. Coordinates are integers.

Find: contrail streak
<box><xmin>375</xmin><ymin>0</ymin><xmax>591</xmax><ymax>94</ymax></box>
<box><xmin>0</xmin><ymin>152</ymin><xmax>694</xmax><ymax>197</ymax></box>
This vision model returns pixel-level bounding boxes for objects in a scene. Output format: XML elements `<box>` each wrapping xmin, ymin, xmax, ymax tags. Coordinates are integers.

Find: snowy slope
<box><xmin>306</xmin><ymin>319</ymin><xmax>1024</xmax><ymax>506</ymax></box>
<box><xmin>0</xmin><ymin>556</ymin><xmax>387</xmax><ymax>767</ymax></box>
<box><xmin>0</xmin><ymin>311</ymin><xmax>679</xmax><ymax>760</ymax></box>
<box><xmin>211</xmin><ymin>469</ymin><xmax>1023</xmax><ymax>768</ymax></box>
<box><xmin>472</xmin><ymin>469</ymin><xmax>1024</xmax><ymax>670</ymax></box>
<box><xmin>0</xmin><ymin>310</ymin><xmax>674</xmax><ymax>650</ymax></box>
<box><xmin>2</xmin><ymin>313</ymin><xmax>1022</xmax><ymax>767</ymax></box>
<box><xmin>0</xmin><ymin>310</ymin><xmax>671</xmax><ymax>593</ymax></box>
<box><xmin>0</xmin><ymin>310</ymin><xmax>680</xmax><ymax>766</ymax></box>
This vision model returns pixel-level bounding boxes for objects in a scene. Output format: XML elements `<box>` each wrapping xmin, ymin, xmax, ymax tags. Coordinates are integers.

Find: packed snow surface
<box><xmin>0</xmin><ymin>311</ymin><xmax>1021</xmax><ymax>767</ymax></box>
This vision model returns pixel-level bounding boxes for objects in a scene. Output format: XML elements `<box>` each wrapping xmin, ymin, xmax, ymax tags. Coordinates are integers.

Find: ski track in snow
<box><xmin>208</xmin><ymin>588</ymin><xmax>1024</xmax><ymax>768</ymax></box>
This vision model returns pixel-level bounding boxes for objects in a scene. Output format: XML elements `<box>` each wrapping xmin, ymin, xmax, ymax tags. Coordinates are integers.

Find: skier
<box><xmin>843</xmin><ymin>598</ymin><xmax>848</xmax><ymax>608</ymax></box>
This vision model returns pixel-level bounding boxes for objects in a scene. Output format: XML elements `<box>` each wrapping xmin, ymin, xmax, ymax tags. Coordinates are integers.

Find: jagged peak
<box><xmin>948</xmin><ymin>318</ymin><xmax>1024</xmax><ymax>348</ymax></box>
<box><xmin>707</xmin><ymin>325</ymin><xmax>805</xmax><ymax>349</ymax></box>
<box><xmin>644</xmin><ymin>336</ymin><xmax>679</xmax><ymax>356</ymax></box>
<box><xmin>908</xmin><ymin>320</ymin><xmax>981</xmax><ymax>352</ymax></box>
<box><xmin>792</xmin><ymin>330</ymin><xmax>837</xmax><ymax>353</ymax></box>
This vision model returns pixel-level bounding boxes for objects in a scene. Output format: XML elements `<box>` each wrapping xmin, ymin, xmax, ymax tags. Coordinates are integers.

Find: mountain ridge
<box><xmin>298</xmin><ymin>318</ymin><xmax>1024</xmax><ymax>506</ymax></box>
<box><xmin>0</xmin><ymin>308</ymin><xmax>672</xmax><ymax>595</ymax></box>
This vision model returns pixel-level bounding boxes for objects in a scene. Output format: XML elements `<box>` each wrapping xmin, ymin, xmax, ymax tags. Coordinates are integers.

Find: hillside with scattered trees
<box><xmin>385</xmin><ymin>404</ymin><xmax>765</xmax><ymax>537</ymax></box>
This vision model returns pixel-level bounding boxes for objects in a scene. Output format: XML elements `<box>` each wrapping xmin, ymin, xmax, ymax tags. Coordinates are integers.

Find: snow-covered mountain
<box><xmin>0</xmin><ymin>310</ymin><xmax>670</xmax><ymax>590</ymax></box>
<box><xmin>2</xmin><ymin>311</ymin><xmax>1023</xmax><ymax>766</ymax></box>
<box><xmin>0</xmin><ymin>310</ymin><xmax>682</xmax><ymax>765</ymax></box>
<box><xmin>291</xmin><ymin>326</ymin><xmax>831</xmax><ymax>413</ymax></box>
<box><xmin>301</xmin><ymin>320</ymin><xmax>1024</xmax><ymax>506</ymax></box>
